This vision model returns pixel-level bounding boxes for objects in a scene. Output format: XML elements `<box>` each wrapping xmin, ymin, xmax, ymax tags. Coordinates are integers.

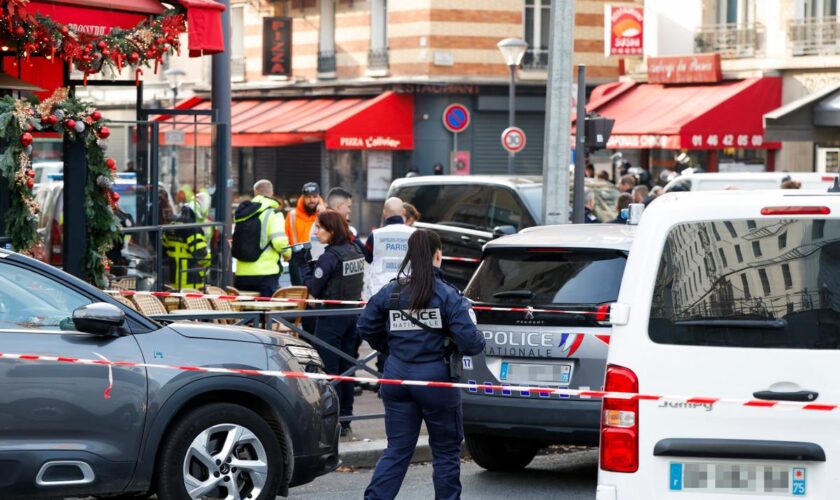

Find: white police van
<box><xmin>598</xmin><ymin>190</ymin><xmax>840</xmax><ymax>499</ymax></box>
<box><xmin>461</xmin><ymin>223</ymin><xmax>634</xmax><ymax>470</ymax></box>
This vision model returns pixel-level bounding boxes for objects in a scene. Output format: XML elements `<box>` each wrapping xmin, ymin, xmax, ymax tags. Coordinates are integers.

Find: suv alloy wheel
<box><xmin>156</xmin><ymin>403</ymin><xmax>283</xmax><ymax>500</ymax></box>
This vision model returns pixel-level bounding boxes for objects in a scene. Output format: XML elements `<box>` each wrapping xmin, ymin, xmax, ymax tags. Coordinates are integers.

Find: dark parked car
<box><xmin>387</xmin><ymin>175</ymin><xmax>619</xmax><ymax>288</ymax></box>
<box><xmin>0</xmin><ymin>249</ymin><xmax>339</xmax><ymax>499</ymax></box>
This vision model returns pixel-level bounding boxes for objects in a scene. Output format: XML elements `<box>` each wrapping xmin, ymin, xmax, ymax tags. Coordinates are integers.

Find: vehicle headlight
<box><xmin>285</xmin><ymin>344</ymin><xmax>325</xmax><ymax>373</ymax></box>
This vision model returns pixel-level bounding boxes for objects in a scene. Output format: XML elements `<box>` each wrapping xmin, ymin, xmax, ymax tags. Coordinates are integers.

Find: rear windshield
<box><xmin>650</xmin><ymin>219</ymin><xmax>840</xmax><ymax>349</ymax></box>
<box><xmin>465</xmin><ymin>248</ymin><xmax>626</xmax><ymax>306</ymax></box>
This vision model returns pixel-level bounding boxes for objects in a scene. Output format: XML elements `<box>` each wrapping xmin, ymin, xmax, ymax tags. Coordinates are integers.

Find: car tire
<box><xmin>465</xmin><ymin>433</ymin><xmax>539</xmax><ymax>471</ymax></box>
<box><xmin>155</xmin><ymin>403</ymin><xmax>283</xmax><ymax>500</ymax></box>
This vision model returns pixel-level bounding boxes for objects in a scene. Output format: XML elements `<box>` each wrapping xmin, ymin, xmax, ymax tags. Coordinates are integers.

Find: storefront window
<box><xmin>718</xmin><ymin>148</ymin><xmax>766</xmax><ymax>172</ymax></box>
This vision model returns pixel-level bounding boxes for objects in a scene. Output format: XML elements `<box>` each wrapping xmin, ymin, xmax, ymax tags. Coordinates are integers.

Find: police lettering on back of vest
<box><xmin>322</xmin><ymin>243</ymin><xmax>365</xmax><ymax>301</ymax></box>
<box><xmin>368</xmin><ymin>223</ymin><xmax>415</xmax><ymax>295</ymax></box>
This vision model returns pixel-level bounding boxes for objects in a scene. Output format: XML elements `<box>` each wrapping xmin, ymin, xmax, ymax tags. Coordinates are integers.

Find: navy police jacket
<box><xmin>357</xmin><ymin>268</ymin><xmax>486</xmax><ymax>363</ymax></box>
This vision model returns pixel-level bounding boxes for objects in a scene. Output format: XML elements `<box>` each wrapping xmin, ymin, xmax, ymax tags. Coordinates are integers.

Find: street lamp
<box><xmin>164</xmin><ymin>67</ymin><xmax>186</xmax><ymax>108</ymax></box>
<box><xmin>497</xmin><ymin>38</ymin><xmax>528</xmax><ymax>175</ymax></box>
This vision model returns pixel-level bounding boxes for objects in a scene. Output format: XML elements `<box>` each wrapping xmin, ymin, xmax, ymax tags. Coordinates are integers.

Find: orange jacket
<box><xmin>285</xmin><ymin>196</ymin><xmax>319</xmax><ymax>245</ymax></box>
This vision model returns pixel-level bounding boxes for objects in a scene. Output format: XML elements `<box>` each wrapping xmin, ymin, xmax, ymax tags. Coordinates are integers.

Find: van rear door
<box><xmin>634</xmin><ymin>217</ymin><xmax>840</xmax><ymax>498</ymax></box>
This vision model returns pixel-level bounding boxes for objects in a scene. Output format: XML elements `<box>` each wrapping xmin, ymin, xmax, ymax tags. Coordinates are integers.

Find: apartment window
<box><xmin>724</xmin><ymin>221</ymin><xmax>737</xmax><ymax>237</ymax></box>
<box><xmin>791</xmin><ymin>0</ymin><xmax>839</xmax><ymax>56</ymax></box>
<box><xmin>716</xmin><ymin>0</ymin><xmax>753</xmax><ymax>24</ymax></box>
<box><xmin>813</xmin><ymin>220</ymin><xmax>826</xmax><ymax>240</ymax></box>
<box><xmin>752</xmin><ymin>240</ymin><xmax>762</xmax><ymax>257</ymax></box>
<box><xmin>735</xmin><ymin>244</ymin><xmax>744</xmax><ymax>263</ymax></box>
<box><xmin>230</xmin><ymin>5</ymin><xmax>245</xmax><ymax>81</ymax></box>
<box><xmin>523</xmin><ymin>0</ymin><xmax>550</xmax><ymax>69</ymax></box>
<box><xmin>778</xmin><ymin>231</ymin><xmax>788</xmax><ymax>250</ymax></box>
<box><xmin>741</xmin><ymin>273</ymin><xmax>751</xmax><ymax>300</ymax></box>
<box><xmin>803</xmin><ymin>0</ymin><xmax>837</xmax><ymax>18</ymax></box>
<box><xmin>782</xmin><ymin>263</ymin><xmax>793</xmax><ymax>290</ymax></box>
<box><xmin>712</xmin><ymin>223</ymin><xmax>721</xmax><ymax>241</ymax></box>
<box><xmin>758</xmin><ymin>269</ymin><xmax>771</xmax><ymax>296</ymax></box>
<box><xmin>718</xmin><ymin>248</ymin><xmax>728</xmax><ymax>267</ymax></box>
<box><xmin>746</xmin><ymin>220</ymin><xmax>756</xmax><ymax>230</ymax></box>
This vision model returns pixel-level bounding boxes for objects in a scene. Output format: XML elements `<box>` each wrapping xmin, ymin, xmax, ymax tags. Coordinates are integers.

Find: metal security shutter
<box><xmin>253</xmin><ymin>143</ymin><xmax>322</xmax><ymax>197</ymax></box>
<box><xmin>472</xmin><ymin>111</ymin><xmax>545</xmax><ymax>175</ymax></box>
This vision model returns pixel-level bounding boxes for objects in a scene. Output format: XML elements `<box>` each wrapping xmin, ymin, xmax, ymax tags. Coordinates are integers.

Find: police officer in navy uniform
<box><xmin>357</xmin><ymin>229</ymin><xmax>485</xmax><ymax>500</ymax></box>
<box><xmin>294</xmin><ymin>210</ymin><xmax>365</xmax><ymax>437</ymax></box>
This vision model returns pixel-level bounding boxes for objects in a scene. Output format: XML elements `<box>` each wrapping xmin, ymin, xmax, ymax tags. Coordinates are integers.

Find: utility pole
<box><xmin>573</xmin><ymin>64</ymin><xmax>586</xmax><ymax>223</ymax></box>
<box><xmin>541</xmin><ymin>0</ymin><xmax>575</xmax><ymax>225</ymax></box>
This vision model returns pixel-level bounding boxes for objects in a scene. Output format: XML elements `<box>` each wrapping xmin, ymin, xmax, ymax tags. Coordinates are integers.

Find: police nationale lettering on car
<box><xmin>389</xmin><ymin>309</ymin><xmax>444</xmax><ymax>331</ymax></box>
<box><xmin>481</xmin><ymin>331</ymin><xmax>587</xmax><ymax>358</ymax></box>
<box><xmin>343</xmin><ymin>258</ymin><xmax>365</xmax><ymax>276</ymax></box>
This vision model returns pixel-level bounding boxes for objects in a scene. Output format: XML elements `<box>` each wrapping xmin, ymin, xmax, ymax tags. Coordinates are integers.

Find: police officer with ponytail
<box><xmin>294</xmin><ymin>210</ymin><xmax>365</xmax><ymax>436</ymax></box>
<box><xmin>356</xmin><ymin>229</ymin><xmax>485</xmax><ymax>500</ymax></box>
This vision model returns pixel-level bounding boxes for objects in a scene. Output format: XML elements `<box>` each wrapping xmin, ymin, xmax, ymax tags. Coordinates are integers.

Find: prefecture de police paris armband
<box><xmin>389</xmin><ymin>309</ymin><xmax>443</xmax><ymax>331</ymax></box>
<box><xmin>343</xmin><ymin>257</ymin><xmax>365</xmax><ymax>276</ymax></box>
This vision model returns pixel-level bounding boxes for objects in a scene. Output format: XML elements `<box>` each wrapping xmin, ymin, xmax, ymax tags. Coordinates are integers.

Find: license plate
<box><xmin>669</xmin><ymin>462</ymin><xmax>806</xmax><ymax>496</ymax></box>
<box><xmin>499</xmin><ymin>361</ymin><xmax>573</xmax><ymax>385</ymax></box>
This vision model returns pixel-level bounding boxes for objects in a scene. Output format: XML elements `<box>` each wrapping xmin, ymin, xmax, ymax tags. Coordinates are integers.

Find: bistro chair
<box><xmin>224</xmin><ymin>286</ymin><xmax>242</xmax><ymax>296</ymax></box>
<box><xmin>106</xmin><ymin>291</ymin><xmax>138</xmax><ymax>311</ymax></box>
<box><xmin>180</xmin><ymin>288</ymin><xmax>215</xmax><ymax>316</ymax></box>
<box><xmin>131</xmin><ymin>294</ymin><xmax>168</xmax><ymax>317</ymax></box>
<box><xmin>204</xmin><ymin>285</ymin><xmax>236</xmax><ymax>324</ymax></box>
<box><xmin>271</xmin><ymin>286</ymin><xmax>309</xmax><ymax>332</ymax></box>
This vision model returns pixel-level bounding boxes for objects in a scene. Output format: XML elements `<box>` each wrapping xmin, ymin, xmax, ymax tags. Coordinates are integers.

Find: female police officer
<box><xmin>294</xmin><ymin>210</ymin><xmax>365</xmax><ymax>436</ymax></box>
<box><xmin>356</xmin><ymin>229</ymin><xmax>485</xmax><ymax>500</ymax></box>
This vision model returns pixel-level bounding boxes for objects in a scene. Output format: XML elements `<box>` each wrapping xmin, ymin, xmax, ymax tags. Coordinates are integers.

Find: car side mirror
<box><xmin>492</xmin><ymin>225</ymin><xmax>517</xmax><ymax>238</ymax></box>
<box><xmin>72</xmin><ymin>303</ymin><xmax>126</xmax><ymax>336</ymax></box>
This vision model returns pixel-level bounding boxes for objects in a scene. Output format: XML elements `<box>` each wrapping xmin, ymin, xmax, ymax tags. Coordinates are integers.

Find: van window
<box><xmin>488</xmin><ymin>188</ymin><xmax>533</xmax><ymax>230</ymax></box>
<box><xmin>650</xmin><ymin>219</ymin><xmax>840</xmax><ymax>349</ymax></box>
<box><xmin>465</xmin><ymin>248</ymin><xmax>626</xmax><ymax>306</ymax></box>
<box><xmin>392</xmin><ymin>185</ymin><xmax>490</xmax><ymax>231</ymax></box>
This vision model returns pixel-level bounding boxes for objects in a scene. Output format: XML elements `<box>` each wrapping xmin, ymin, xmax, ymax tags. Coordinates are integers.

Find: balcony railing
<box><xmin>521</xmin><ymin>49</ymin><xmax>549</xmax><ymax>70</ymax></box>
<box><xmin>317</xmin><ymin>50</ymin><xmax>336</xmax><ymax>77</ymax></box>
<box><xmin>789</xmin><ymin>16</ymin><xmax>840</xmax><ymax>56</ymax></box>
<box><xmin>694</xmin><ymin>22</ymin><xmax>764</xmax><ymax>58</ymax></box>
<box><xmin>367</xmin><ymin>47</ymin><xmax>389</xmax><ymax>73</ymax></box>
<box><xmin>231</xmin><ymin>56</ymin><xmax>246</xmax><ymax>81</ymax></box>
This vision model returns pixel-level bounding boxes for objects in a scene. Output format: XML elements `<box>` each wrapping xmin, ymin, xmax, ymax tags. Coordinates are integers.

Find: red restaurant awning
<box><xmin>174</xmin><ymin>0</ymin><xmax>226</xmax><ymax>56</ymax></box>
<box><xmin>581</xmin><ymin>77</ymin><xmax>782</xmax><ymax>150</ymax></box>
<box><xmin>158</xmin><ymin>91</ymin><xmax>415</xmax><ymax>150</ymax></box>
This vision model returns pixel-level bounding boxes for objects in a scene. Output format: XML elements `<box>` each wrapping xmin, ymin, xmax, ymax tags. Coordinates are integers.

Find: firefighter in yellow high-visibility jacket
<box><xmin>162</xmin><ymin>205</ymin><xmax>210</xmax><ymax>290</ymax></box>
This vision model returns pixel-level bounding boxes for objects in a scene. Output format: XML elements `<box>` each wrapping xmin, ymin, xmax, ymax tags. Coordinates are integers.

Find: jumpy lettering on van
<box><xmin>390</xmin><ymin>309</ymin><xmax>443</xmax><ymax>331</ymax></box>
<box><xmin>657</xmin><ymin>400</ymin><xmax>714</xmax><ymax>412</ymax></box>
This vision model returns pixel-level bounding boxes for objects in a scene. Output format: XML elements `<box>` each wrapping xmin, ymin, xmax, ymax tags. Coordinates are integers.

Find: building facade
<box><xmin>643</xmin><ymin>0</ymin><xmax>840</xmax><ymax>173</ymax></box>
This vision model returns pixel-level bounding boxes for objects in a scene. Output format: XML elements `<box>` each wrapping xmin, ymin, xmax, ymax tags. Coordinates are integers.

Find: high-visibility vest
<box><xmin>162</xmin><ymin>228</ymin><xmax>210</xmax><ymax>289</ymax></box>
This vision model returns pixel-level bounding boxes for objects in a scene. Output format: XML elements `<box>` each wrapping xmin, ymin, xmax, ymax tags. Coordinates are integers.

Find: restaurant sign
<box><xmin>263</xmin><ymin>17</ymin><xmax>292</xmax><ymax>77</ymax></box>
<box><xmin>647</xmin><ymin>54</ymin><xmax>722</xmax><ymax>84</ymax></box>
<box><xmin>604</xmin><ymin>5</ymin><xmax>644</xmax><ymax>56</ymax></box>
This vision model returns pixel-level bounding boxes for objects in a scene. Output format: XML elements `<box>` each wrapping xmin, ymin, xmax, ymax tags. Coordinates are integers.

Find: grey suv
<box><xmin>0</xmin><ymin>250</ymin><xmax>339</xmax><ymax>499</ymax></box>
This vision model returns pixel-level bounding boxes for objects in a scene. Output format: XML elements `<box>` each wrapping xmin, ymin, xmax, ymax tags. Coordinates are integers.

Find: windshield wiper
<box><xmin>438</xmin><ymin>221</ymin><xmax>482</xmax><ymax>230</ymax></box>
<box><xmin>675</xmin><ymin>319</ymin><xmax>787</xmax><ymax>330</ymax></box>
<box><xmin>492</xmin><ymin>289</ymin><xmax>534</xmax><ymax>299</ymax></box>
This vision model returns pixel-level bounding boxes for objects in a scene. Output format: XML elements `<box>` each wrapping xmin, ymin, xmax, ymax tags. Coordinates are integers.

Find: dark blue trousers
<box><xmin>365</xmin><ymin>357</ymin><xmax>463</xmax><ymax>500</ymax></box>
<box><xmin>315</xmin><ymin>313</ymin><xmax>358</xmax><ymax>418</ymax></box>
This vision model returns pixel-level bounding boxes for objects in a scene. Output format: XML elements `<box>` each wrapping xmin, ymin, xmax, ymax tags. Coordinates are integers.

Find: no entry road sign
<box><xmin>443</xmin><ymin>104</ymin><xmax>471</xmax><ymax>133</ymax></box>
<box><xmin>501</xmin><ymin>126</ymin><xmax>526</xmax><ymax>153</ymax></box>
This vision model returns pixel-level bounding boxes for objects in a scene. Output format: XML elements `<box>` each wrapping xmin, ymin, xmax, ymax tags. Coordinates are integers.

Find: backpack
<box><xmin>232</xmin><ymin>201</ymin><xmax>271</xmax><ymax>262</ymax></box>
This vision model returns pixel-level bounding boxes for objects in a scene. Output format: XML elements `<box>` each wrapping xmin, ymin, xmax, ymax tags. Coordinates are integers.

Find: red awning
<box><xmin>172</xmin><ymin>0</ymin><xmax>226</xmax><ymax>56</ymax></box>
<box><xmin>158</xmin><ymin>92</ymin><xmax>414</xmax><ymax>150</ymax></box>
<box><xmin>582</xmin><ymin>77</ymin><xmax>782</xmax><ymax>149</ymax></box>
<box><xmin>24</xmin><ymin>0</ymin><xmax>165</xmax><ymax>34</ymax></box>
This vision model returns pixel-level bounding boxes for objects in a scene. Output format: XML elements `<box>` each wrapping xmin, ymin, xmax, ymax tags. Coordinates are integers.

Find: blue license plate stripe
<box><xmin>670</xmin><ymin>463</ymin><xmax>683</xmax><ymax>491</ymax></box>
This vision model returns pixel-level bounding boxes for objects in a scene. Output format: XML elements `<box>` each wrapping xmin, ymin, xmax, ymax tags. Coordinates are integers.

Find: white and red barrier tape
<box><xmin>107</xmin><ymin>290</ymin><xmax>606</xmax><ymax>317</ymax></box>
<box><xmin>1</xmin><ymin>351</ymin><xmax>837</xmax><ymax>411</ymax></box>
<box><xmin>441</xmin><ymin>256</ymin><xmax>481</xmax><ymax>263</ymax></box>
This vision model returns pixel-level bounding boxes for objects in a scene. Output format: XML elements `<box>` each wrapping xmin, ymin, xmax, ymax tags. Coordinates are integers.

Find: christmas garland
<box><xmin>1</xmin><ymin>0</ymin><xmax>186</xmax><ymax>83</ymax></box>
<box><xmin>0</xmin><ymin>88</ymin><xmax>121</xmax><ymax>287</ymax></box>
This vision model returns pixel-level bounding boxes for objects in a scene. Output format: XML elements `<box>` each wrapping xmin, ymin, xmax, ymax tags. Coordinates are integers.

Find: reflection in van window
<box><xmin>650</xmin><ymin>219</ymin><xmax>840</xmax><ymax>349</ymax></box>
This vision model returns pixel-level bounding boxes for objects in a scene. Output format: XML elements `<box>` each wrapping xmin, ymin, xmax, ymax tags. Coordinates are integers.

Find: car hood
<box><xmin>167</xmin><ymin>322</ymin><xmax>311</xmax><ymax>348</ymax></box>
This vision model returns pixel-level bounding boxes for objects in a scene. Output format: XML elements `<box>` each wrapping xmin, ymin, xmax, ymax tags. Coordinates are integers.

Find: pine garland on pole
<box><xmin>0</xmin><ymin>88</ymin><xmax>122</xmax><ymax>287</ymax></box>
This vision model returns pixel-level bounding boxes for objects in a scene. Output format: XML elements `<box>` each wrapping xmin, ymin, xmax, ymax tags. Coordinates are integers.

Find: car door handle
<box><xmin>460</xmin><ymin>235</ymin><xmax>472</xmax><ymax>242</ymax></box>
<box><xmin>752</xmin><ymin>390</ymin><xmax>819</xmax><ymax>402</ymax></box>
<box><xmin>477</xmin><ymin>238</ymin><xmax>488</xmax><ymax>244</ymax></box>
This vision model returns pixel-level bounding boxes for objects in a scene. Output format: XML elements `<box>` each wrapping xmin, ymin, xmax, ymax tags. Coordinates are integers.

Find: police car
<box><xmin>461</xmin><ymin>223</ymin><xmax>634</xmax><ymax>470</ymax></box>
<box><xmin>598</xmin><ymin>190</ymin><xmax>840</xmax><ymax>499</ymax></box>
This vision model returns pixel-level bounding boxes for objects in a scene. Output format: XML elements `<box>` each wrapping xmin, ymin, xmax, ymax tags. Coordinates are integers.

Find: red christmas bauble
<box><xmin>14</xmin><ymin>26</ymin><xmax>25</xmax><ymax>37</ymax></box>
<box><xmin>66</xmin><ymin>119</ymin><xmax>76</xmax><ymax>129</ymax></box>
<box><xmin>101</xmin><ymin>48</ymin><xmax>110</xmax><ymax>57</ymax></box>
<box><xmin>60</xmin><ymin>26</ymin><xmax>69</xmax><ymax>36</ymax></box>
<box><xmin>145</xmin><ymin>50</ymin><xmax>155</xmax><ymax>59</ymax></box>
<box><xmin>128</xmin><ymin>52</ymin><xmax>140</xmax><ymax>63</ymax></box>
<box><xmin>111</xmin><ymin>191</ymin><xmax>120</xmax><ymax>202</ymax></box>
<box><xmin>26</xmin><ymin>169</ymin><xmax>35</xmax><ymax>178</ymax></box>
<box><xmin>91</xmin><ymin>111</ymin><xmax>102</xmax><ymax>121</ymax></box>
<box><xmin>26</xmin><ymin>178</ymin><xmax>33</xmax><ymax>189</ymax></box>
<box><xmin>20</xmin><ymin>132</ymin><xmax>33</xmax><ymax>147</ymax></box>
<box><xmin>97</xmin><ymin>41</ymin><xmax>107</xmax><ymax>50</ymax></box>
<box><xmin>105</xmin><ymin>158</ymin><xmax>116</xmax><ymax>170</ymax></box>
<box><xmin>98</xmin><ymin>126</ymin><xmax>111</xmax><ymax>139</ymax></box>
<box><xmin>156</xmin><ymin>37</ymin><xmax>165</xmax><ymax>45</ymax></box>
<box><xmin>166</xmin><ymin>35</ymin><xmax>175</xmax><ymax>44</ymax></box>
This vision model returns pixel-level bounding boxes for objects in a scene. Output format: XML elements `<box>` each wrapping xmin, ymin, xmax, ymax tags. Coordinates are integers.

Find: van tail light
<box><xmin>49</xmin><ymin>220</ymin><xmax>63</xmax><ymax>266</ymax></box>
<box><xmin>595</xmin><ymin>303</ymin><xmax>612</xmax><ymax>326</ymax></box>
<box><xmin>760</xmin><ymin>206</ymin><xmax>830</xmax><ymax>216</ymax></box>
<box><xmin>600</xmin><ymin>364</ymin><xmax>639</xmax><ymax>473</ymax></box>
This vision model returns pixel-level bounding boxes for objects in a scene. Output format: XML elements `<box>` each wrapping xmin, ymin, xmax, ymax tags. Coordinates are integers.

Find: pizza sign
<box><xmin>605</xmin><ymin>5</ymin><xmax>644</xmax><ymax>57</ymax></box>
